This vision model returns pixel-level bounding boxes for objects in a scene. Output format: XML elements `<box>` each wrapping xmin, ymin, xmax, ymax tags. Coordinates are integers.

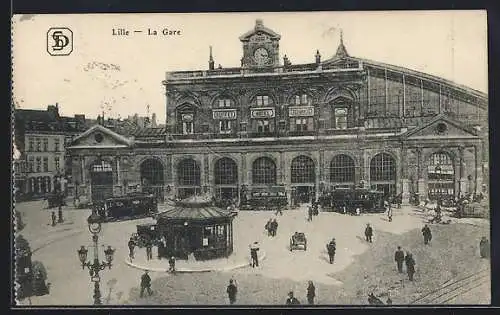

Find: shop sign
<box><xmin>212</xmin><ymin>109</ymin><xmax>237</xmax><ymax>120</ymax></box>
<box><xmin>289</xmin><ymin>106</ymin><xmax>314</xmax><ymax>117</ymax></box>
<box><xmin>250</xmin><ymin>107</ymin><xmax>275</xmax><ymax>119</ymax></box>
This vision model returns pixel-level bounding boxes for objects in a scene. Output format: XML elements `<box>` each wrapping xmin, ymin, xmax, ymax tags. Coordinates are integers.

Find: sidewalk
<box><xmin>125</xmin><ymin>251</ymin><xmax>267</xmax><ymax>273</ymax></box>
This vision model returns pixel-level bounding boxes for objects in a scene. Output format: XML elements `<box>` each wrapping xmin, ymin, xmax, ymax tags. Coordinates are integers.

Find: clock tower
<box><xmin>239</xmin><ymin>19</ymin><xmax>281</xmax><ymax>68</ymax></box>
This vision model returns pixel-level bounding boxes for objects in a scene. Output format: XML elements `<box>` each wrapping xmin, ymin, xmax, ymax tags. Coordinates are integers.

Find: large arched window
<box><xmin>252</xmin><ymin>157</ymin><xmax>276</xmax><ymax>185</ymax></box>
<box><xmin>370</xmin><ymin>153</ymin><xmax>397</xmax><ymax>197</ymax></box>
<box><xmin>291</xmin><ymin>155</ymin><xmax>315</xmax><ymax>183</ymax></box>
<box><xmin>330</xmin><ymin>154</ymin><xmax>355</xmax><ymax>183</ymax></box>
<box><xmin>140</xmin><ymin>158</ymin><xmax>165</xmax><ymax>201</ymax></box>
<box><xmin>427</xmin><ymin>152</ymin><xmax>455</xmax><ymax>200</ymax></box>
<box><xmin>214</xmin><ymin>158</ymin><xmax>238</xmax><ymax>185</ymax></box>
<box><xmin>177</xmin><ymin>159</ymin><xmax>200</xmax><ymax>186</ymax></box>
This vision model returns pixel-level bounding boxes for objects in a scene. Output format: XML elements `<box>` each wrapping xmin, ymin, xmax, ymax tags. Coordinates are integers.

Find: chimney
<box><xmin>209</xmin><ymin>46</ymin><xmax>215</xmax><ymax>70</ymax></box>
<box><xmin>152</xmin><ymin>113</ymin><xmax>157</xmax><ymax>127</ymax></box>
<box><xmin>315</xmin><ymin>50</ymin><xmax>321</xmax><ymax>64</ymax></box>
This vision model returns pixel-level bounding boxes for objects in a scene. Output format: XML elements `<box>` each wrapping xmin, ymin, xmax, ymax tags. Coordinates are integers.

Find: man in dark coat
<box><xmin>306</xmin><ymin>281</ymin><xmax>316</xmax><ymax>305</ymax></box>
<box><xmin>250</xmin><ymin>242</ymin><xmax>260</xmax><ymax>267</ymax></box>
<box><xmin>140</xmin><ymin>270</ymin><xmax>153</xmax><ymax>297</ymax></box>
<box><xmin>271</xmin><ymin>219</ymin><xmax>278</xmax><ymax>237</ymax></box>
<box><xmin>285</xmin><ymin>291</ymin><xmax>300</xmax><ymax>305</ymax></box>
<box><xmin>421</xmin><ymin>224</ymin><xmax>432</xmax><ymax>245</ymax></box>
<box><xmin>168</xmin><ymin>256</ymin><xmax>176</xmax><ymax>272</ymax></box>
<box><xmin>146</xmin><ymin>241</ymin><xmax>153</xmax><ymax>261</ymax></box>
<box><xmin>307</xmin><ymin>206</ymin><xmax>313</xmax><ymax>222</ymax></box>
<box><xmin>365</xmin><ymin>223</ymin><xmax>373</xmax><ymax>243</ymax></box>
<box><xmin>265</xmin><ymin>219</ymin><xmax>272</xmax><ymax>236</ymax></box>
<box><xmin>226</xmin><ymin>279</ymin><xmax>238</xmax><ymax>304</ymax></box>
<box><xmin>480</xmin><ymin>237</ymin><xmax>490</xmax><ymax>258</ymax></box>
<box><xmin>326</xmin><ymin>238</ymin><xmax>336</xmax><ymax>264</ymax></box>
<box><xmin>394</xmin><ymin>246</ymin><xmax>405</xmax><ymax>273</ymax></box>
<box><xmin>405</xmin><ymin>252</ymin><xmax>416</xmax><ymax>281</ymax></box>
<box><xmin>51</xmin><ymin>211</ymin><xmax>57</xmax><ymax>226</ymax></box>
<box><xmin>128</xmin><ymin>237</ymin><xmax>136</xmax><ymax>261</ymax></box>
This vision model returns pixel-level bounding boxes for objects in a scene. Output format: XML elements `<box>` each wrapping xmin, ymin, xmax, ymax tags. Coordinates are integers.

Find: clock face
<box><xmin>253</xmin><ymin>47</ymin><xmax>270</xmax><ymax>65</ymax></box>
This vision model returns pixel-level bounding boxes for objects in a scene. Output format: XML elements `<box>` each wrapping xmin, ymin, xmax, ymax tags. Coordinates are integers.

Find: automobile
<box><xmin>290</xmin><ymin>232</ymin><xmax>307</xmax><ymax>251</ymax></box>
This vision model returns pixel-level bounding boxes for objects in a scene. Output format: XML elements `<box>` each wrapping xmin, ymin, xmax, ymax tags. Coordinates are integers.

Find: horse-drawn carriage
<box><xmin>130</xmin><ymin>223</ymin><xmax>159</xmax><ymax>248</ymax></box>
<box><xmin>290</xmin><ymin>232</ymin><xmax>307</xmax><ymax>251</ymax></box>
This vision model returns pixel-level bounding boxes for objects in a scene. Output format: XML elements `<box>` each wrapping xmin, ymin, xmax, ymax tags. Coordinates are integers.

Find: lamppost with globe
<box><xmin>77</xmin><ymin>212</ymin><xmax>115</xmax><ymax>305</ymax></box>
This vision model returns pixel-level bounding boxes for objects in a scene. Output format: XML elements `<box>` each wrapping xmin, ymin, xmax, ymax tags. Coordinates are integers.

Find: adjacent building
<box><xmin>66</xmin><ymin>19</ymin><xmax>488</xmax><ymax>205</ymax></box>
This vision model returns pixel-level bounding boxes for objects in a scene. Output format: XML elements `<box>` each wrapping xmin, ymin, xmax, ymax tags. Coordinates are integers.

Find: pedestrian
<box><xmin>394</xmin><ymin>246</ymin><xmax>405</xmax><ymax>273</ymax></box>
<box><xmin>128</xmin><ymin>237</ymin><xmax>136</xmax><ymax>261</ymax></box>
<box><xmin>226</xmin><ymin>279</ymin><xmax>238</xmax><ymax>305</ymax></box>
<box><xmin>285</xmin><ymin>291</ymin><xmax>300</xmax><ymax>305</ymax></box>
<box><xmin>421</xmin><ymin>224</ymin><xmax>432</xmax><ymax>245</ymax></box>
<box><xmin>275</xmin><ymin>207</ymin><xmax>283</xmax><ymax>216</ymax></box>
<box><xmin>405</xmin><ymin>252</ymin><xmax>416</xmax><ymax>281</ymax></box>
<box><xmin>250</xmin><ymin>242</ymin><xmax>260</xmax><ymax>268</ymax></box>
<box><xmin>479</xmin><ymin>237</ymin><xmax>490</xmax><ymax>258</ymax></box>
<box><xmin>51</xmin><ymin>211</ymin><xmax>57</xmax><ymax>226</ymax></box>
<box><xmin>356</xmin><ymin>207</ymin><xmax>361</xmax><ymax>216</ymax></box>
<box><xmin>386</xmin><ymin>295</ymin><xmax>393</xmax><ymax>305</ymax></box>
<box><xmin>139</xmin><ymin>270</ymin><xmax>153</xmax><ymax>297</ymax></box>
<box><xmin>326</xmin><ymin>238</ymin><xmax>336</xmax><ymax>264</ymax></box>
<box><xmin>368</xmin><ymin>292</ymin><xmax>384</xmax><ymax>305</ymax></box>
<box><xmin>265</xmin><ymin>219</ymin><xmax>272</xmax><ymax>236</ymax></box>
<box><xmin>365</xmin><ymin>223</ymin><xmax>373</xmax><ymax>243</ymax></box>
<box><xmin>168</xmin><ymin>256</ymin><xmax>176</xmax><ymax>272</ymax></box>
<box><xmin>146</xmin><ymin>240</ymin><xmax>153</xmax><ymax>261</ymax></box>
<box><xmin>306</xmin><ymin>281</ymin><xmax>316</xmax><ymax>305</ymax></box>
<box><xmin>271</xmin><ymin>219</ymin><xmax>278</xmax><ymax>237</ymax></box>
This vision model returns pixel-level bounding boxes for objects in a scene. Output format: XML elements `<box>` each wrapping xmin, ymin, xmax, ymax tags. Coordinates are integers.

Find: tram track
<box><xmin>410</xmin><ymin>268</ymin><xmax>489</xmax><ymax>304</ymax></box>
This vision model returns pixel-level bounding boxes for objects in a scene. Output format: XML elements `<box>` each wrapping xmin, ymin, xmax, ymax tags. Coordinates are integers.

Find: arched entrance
<box><xmin>140</xmin><ymin>158</ymin><xmax>165</xmax><ymax>202</ymax></box>
<box><xmin>330</xmin><ymin>154</ymin><xmax>356</xmax><ymax>188</ymax></box>
<box><xmin>90</xmin><ymin>160</ymin><xmax>114</xmax><ymax>202</ymax></box>
<box><xmin>177</xmin><ymin>159</ymin><xmax>201</xmax><ymax>199</ymax></box>
<box><xmin>291</xmin><ymin>155</ymin><xmax>316</xmax><ymax>204</ymax></box>
<box><xmin>370</xmin><ymin>153</ymin><xmax>397</xmax><ymax>198</ymax></box>
<box><xmin>427</xmin><ymin>152</ymin><xmax>455</xmax><ymax>201</ymax></box>
<box><xmin>214</xmin><ymin>157</ymin><xmax>238</xmax><ymax>201</ymax></box>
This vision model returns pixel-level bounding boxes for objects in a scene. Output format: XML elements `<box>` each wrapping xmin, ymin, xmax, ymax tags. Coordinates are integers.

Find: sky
<box><xmin>12</xmin><ymin>11</ymin><xmax>488</xmax><ymax>122</ymax></box>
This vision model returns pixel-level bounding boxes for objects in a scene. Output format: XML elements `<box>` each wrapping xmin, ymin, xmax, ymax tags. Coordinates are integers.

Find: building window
<box><xmin>370</xmin><ymin>153</ymin><xmax>396</xmax><ymax>181</ymax></box>
<box><xmin>36</xmin><ymin>139</ymin><xmax>41</xmax><ymax>152</ymax></box>
<box><xmin>295</xmin><ymin>118</ymin><xmax>308</xmax><ymax>132</ymax></box>
<box><xmin>218</xmin><ymin>99</ymin><xmax>231</xmax><ymax>108</ymax></box>
<box><xmin>28</xmin><ymin>139</ymin><xmax>34</xmax><ymax>151</ymax></box>
<box><xmin>177</xmin><ymin>159</ymin><xmax>200</xmax><ymax>186</ymax></box>
<box><xmin>252</xmin><ymin>157</ymin><xmax>276</xmax><ymax>185</ymax></box>
<box><xmin>43</xmin><ymin>157</ymin><xmax>49</xmax><ymax>172</ymax></box>
<box><xmin>257</xmin><ymin>120</ymin><xmax>270</xmax><ymax>133</ymax></box>
<box><xmin>54</xmin><ymin>139</ymin><xmax>60</xmax><ymax>152</ymax></box>
<box><xmin>219</xmin><ymin>121</ymin><xmax>232</xmax><ymax>134</ymax></box>
<box><xmin>214</xmin><ymin>157</ymin><xmax>238</xmax><ymax>185</ymax></box>
<box><xmin>240</xmin><ymin>122</ymin><xmax>247</xmax><ymax>132</ymax></box>
<box><xmin>28</xmin><ymin>156</ymin><xmax>34</xmax><ymax>173</ymax></box>
<box><xmin>330</xmin><ymin>154</ymin><xmax>355</xmax><ymax>183</ymax></box>
<box><xmin>256</xmin><ymin>95</ymin><xmax>270</xmax><ymax>106</ymax></box>
<box><xmin>427</xmin><ymin>152</ymin><xmax>455</xmax><ymax>200</ymax></box>
<box><xmin>36</xmin><ymin>157</ymin><xmax>41</xmax><ymax>173</ymax></box>
<box><xmin>294</xmin><ymin>94</ymin><xmax>309</xmax><ymax>105</ymax></box>
<box><xmin>334</xmin><ymin>108</ymin><xmax>348</xmax><ymax>129</ymax></box>
<box><xmin>54</xmin><ymin>157</ymin><xmax>60</xmax><ymax>171</ymax></box>
<box><xmin>92</xmin><ymin>161</ymin><xmax>112</xmax><ymax>172</ymax></box>
<box><xmin>291</xmin><ymin>155</ymin><xmax>315</xmax><ymax>183</ymax></box>
<box><xmin>183</xmin><ymin>121</ymin><xmax>193</xmax><ymax>134</ymax></box>
<box><xmin>43</xmin><ymin>138</ymin><xmax>48</xmax><ymax>152</ymax></box>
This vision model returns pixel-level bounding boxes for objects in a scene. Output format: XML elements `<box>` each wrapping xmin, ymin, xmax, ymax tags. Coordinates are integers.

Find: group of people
<box><xmin>264</xmin><ymin>218</ymin><xmax>279</xmax><ymax>237</ymax></box>
<box><xmin>394</xmin><ymin>246</ymin><xmax>416</xmax><ymax>281</ymax></box>
<box><xmin>129</xmin><ymin>236</ymin><xmax>176</xmax><ymax>272</ymax></box>
<box><xmin>307</xmin><ymin>201</ymin><xmax>320</xmax><ymax>221</ymax></box>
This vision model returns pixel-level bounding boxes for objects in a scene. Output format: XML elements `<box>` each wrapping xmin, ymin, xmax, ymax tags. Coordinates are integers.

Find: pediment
<box><xmin>69</xmin><ymin>125</ymin><xmax>133</xmax><ymax>148</ymax></box>
<box><xmin>402</xmin><ymin>114</ymin><xmax>479</xmax><ymax>140</ymax></box>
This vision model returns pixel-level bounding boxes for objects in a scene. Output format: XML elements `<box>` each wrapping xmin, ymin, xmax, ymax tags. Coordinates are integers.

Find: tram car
<box><xmin>319</xmin><ymin>187</ymin><xmax>385</xmax><ymax>213</ymax></box>
<box><xmin>242</xmin><ymin>186</ymin><xmax>288</xmax><ymax>210</ymax></box>
<box><xmin>96</xmin><ymin>192</ymin><xmax>158</xmax><ymax>222</ymax></box>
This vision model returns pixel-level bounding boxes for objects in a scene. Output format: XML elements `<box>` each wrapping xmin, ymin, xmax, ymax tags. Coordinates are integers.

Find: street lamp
<box><xmin>77</xmin><ymin>213</ymin><xmax>115</xmax><ymax>305</ymax></box>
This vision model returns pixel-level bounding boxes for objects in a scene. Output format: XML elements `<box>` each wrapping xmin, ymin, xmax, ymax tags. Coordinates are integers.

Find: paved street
<box><xmin>15</xmin><ymin>201</ymin><xmax>490</xmax><ymax>305</ymax></box>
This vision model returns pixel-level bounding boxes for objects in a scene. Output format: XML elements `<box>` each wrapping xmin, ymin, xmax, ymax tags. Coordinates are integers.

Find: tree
<box><xmin>15</xmin><ymin>210</ymin><xmax>24</xmax><ymax>231</ymax></box>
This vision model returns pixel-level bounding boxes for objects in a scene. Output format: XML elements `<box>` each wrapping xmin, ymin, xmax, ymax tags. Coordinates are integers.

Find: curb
<box><xmin>31</xmin><ymin>230</ymin><xmax>85</xmax><ymax>254</ymax></box>
<box><xmin>124</xmin><ymin>252</ymin><xmax>267</xmax><ymax>273</ymax></box>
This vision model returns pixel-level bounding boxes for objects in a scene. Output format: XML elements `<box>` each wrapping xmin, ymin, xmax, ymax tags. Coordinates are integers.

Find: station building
<box><xmin>67</xmin><ymin>19</ymin><xmax>488</xmax><ymax>205</ymax></box>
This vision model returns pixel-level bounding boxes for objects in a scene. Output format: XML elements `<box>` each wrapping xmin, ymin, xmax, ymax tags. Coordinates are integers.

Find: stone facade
<box><xmin>67</xmin><ymin>20</ymin><xmax>488</xmax><ymax>205</ymax></box>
